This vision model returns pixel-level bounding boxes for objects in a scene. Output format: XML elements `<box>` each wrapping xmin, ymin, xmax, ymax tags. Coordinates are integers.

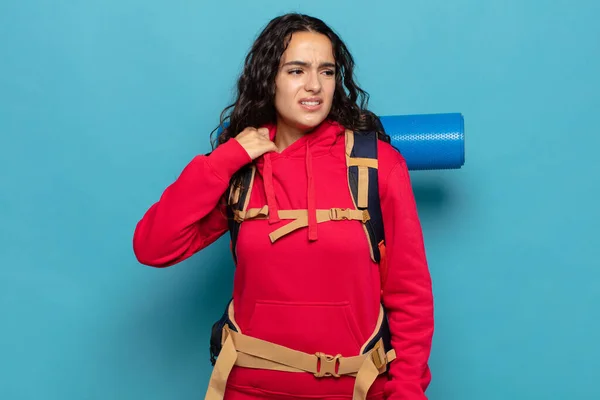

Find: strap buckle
<box><xmin>328</xmin><ymin>208</ymin><xmax>371</xmax><ymax>223</ymax></box>
<box><xmin>233</xmin><ymin>210</ymin><xmax>245</xmax><ymax>223</ymax></box>
<box><xmin>329</xmin><ymin>208</ymin><xmax>351</xmax><ymax>221</ymax></box>
<box><xmin>314</xmin><ymin>352</ymin><xmax>342</xmax><ymax>378</ymax></box>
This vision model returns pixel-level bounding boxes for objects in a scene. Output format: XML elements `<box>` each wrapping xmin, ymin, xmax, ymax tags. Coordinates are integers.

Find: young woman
<box><xmin>133</xmin><ymin>13</ymin><xmax>434</xmax><ymax>400</ymax></box>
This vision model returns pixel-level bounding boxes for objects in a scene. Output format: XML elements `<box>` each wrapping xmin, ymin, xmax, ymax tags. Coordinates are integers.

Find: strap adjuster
<box><xmin>361</xmin><ymin>210</ymin><xmax>370</xmax><ymax>223</ymax></box>
<box><xmin>370</xmin><ymin>340</ymin><xmax>387</xmax><ymax>370</ymax></box>
<box><xmin>314</xmin><ymin>352</ymin><xmax>342</xmax><ymax>378</ymax></box>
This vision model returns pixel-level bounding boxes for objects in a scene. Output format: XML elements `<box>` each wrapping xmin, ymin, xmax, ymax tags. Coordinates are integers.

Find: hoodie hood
<box><xmin>254</xmin><ymin>119</ymin><xmax>346</xmax><ymax>242</ymax></box>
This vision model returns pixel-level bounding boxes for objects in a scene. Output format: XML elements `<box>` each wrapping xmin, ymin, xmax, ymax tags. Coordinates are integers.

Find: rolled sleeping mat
<box><xmin>380</xmin><ymin>113</ymin><xmax>465</xmax><ymax>171</ymax></box>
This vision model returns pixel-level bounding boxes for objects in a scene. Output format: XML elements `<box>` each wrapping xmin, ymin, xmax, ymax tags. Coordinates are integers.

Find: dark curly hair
<box><xmin>210</xmin><ymin>13</ymin><xmax>389</xmax><ymax>151</ymax></box>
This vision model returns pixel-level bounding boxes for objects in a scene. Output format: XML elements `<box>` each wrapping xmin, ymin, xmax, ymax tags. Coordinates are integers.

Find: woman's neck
<box><xmin>275</xmin><ymin>120</ymin><xmax>310</xmax><ymax>151</ymax></box>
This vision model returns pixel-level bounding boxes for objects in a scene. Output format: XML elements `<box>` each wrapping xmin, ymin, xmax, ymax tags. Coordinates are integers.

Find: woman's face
<box><xmin>274</xmin><ymin>31</ymin><xmax>336</xmax><ymax>133</ymax></box>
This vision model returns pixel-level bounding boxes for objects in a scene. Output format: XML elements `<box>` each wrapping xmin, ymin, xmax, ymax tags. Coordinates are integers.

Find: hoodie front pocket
<box><xmin>246</xmin><ymin>300</ymin><xmax>364</xmax><ymax>356</ymax></box>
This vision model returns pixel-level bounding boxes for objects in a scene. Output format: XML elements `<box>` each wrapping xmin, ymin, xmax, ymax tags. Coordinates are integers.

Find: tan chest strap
<box><xmin>233</xmin><ymin>206</ymin><xmax>370</xmax><ymax>243</ymax></box>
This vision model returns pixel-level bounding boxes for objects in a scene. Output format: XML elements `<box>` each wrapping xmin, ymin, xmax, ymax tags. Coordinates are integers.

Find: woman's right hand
<box><xmin>234</xmin><ymin>127</ymin><xmax>278</xmax><ymax>160</ymax></box>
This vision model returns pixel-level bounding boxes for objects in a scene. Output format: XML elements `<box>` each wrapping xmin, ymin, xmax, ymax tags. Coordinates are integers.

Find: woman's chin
<box><xmin>296</xmin><ymin>115</ymin><xmax>328</xmax><ymax>132</ymax></box>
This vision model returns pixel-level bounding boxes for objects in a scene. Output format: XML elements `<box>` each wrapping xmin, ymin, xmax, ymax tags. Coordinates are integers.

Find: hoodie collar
<box><xmin>259</xmin><ymin>119</ymin><xmax>345</xmax><ymax>159</ymax></box>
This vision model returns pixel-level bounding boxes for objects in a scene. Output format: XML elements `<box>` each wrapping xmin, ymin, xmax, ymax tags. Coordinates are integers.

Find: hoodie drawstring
<box><xmin>306</xmin><ymin>141</ymin><xmax>318</xmax><ymax>241</ymax></box>
<box><xmin>263</xmin><ymin>153</ymin><xmax>280</xmax><ymax>224</ymax></box>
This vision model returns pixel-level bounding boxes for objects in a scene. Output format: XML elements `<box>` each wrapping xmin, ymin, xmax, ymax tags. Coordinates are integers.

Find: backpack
<box><xmin>209</xmin><ymin>129</ymin><xmax>390</xmax><ymax>365</ymax></box>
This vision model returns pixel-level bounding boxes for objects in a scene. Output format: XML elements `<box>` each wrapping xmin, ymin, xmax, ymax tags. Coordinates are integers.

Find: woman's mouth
<box><xmin>299</xmin><ymin>98</ymin><xmax>323</xmax><ymax>111</ymax></box>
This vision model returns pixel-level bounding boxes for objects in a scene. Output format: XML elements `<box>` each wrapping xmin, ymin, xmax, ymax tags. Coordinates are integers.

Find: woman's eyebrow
<box><xmin>281</xmin><ymin>60</ymin><xmax>336</xmax><ymax>68</ymax></box>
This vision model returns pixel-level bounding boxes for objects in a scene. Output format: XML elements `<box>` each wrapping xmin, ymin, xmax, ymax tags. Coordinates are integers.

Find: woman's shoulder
<box><xmin>338</xmin><ymin>125</ymin><xmax>407</xmax><ymax>184</ymax></box>
<box><xmin>377</xmin><ymin>138</ymin><xmax>407</xmax><ymax>179</ymax></box>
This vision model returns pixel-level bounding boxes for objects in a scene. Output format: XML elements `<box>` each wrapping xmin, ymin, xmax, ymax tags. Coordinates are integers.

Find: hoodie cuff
<box><xmin>206</xmin><ymin>138</ymin><xmax>252</xmax><ymax>183</ymax></box>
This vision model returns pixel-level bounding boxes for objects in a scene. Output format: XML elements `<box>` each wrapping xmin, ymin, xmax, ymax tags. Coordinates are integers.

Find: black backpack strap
<box><xmin>345</xmin><ymin>130</ymin><xmax>385</xmax><ymax>263</ymax></box>
<box><xmin>211</xmin><ymin>165</ymin><xmax>254</xmax><ymax>366</ymax></box>
<box><xmin>225</xmin><ymin>165</ymin><xmax>256</xmax><ymax>264</ymax></box>
<box><xmin>209</xmin><ymin>298</ymin><xmax>239</xmax><ymax>365</ymax></box>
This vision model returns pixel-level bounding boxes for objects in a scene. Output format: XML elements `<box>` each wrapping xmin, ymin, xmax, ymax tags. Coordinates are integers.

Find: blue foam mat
<box><xmin>380</xmin><ymin>113</ymin><xmax>465</xmax><ymax>171</ymax></box>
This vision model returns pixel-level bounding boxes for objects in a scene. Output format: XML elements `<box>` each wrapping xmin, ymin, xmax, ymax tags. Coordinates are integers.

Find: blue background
<box><xmin>1</xmin><ymin>1</ymin><xmax>599</xmax><ymax>399</ymax></box>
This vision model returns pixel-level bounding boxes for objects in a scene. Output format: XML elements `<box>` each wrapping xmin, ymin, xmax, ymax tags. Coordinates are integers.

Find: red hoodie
<box><xmin>133</xmin><ymin>120</ymin><xmax>434</xmax><ymax>400</ymax></box>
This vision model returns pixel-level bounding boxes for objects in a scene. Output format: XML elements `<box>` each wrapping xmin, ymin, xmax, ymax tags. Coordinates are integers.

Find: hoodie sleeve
<box><xmin>378</xmin><ymin>145</ymin><xmax>434</xmax><ymax>400</ymax></box>
<box><xmin>133</xmin><ymin>138</ymin><xmax>252</xmax><ymax>268</ymax></box>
